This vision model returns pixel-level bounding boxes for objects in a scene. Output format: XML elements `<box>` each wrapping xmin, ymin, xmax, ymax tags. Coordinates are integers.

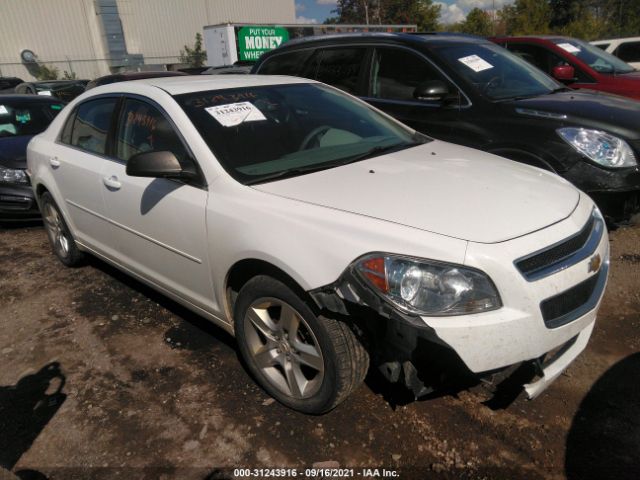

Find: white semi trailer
<box><xmin>203</xmin><ymin>23</ymin><xmax>417</xmax><ymax>66</ymax></box>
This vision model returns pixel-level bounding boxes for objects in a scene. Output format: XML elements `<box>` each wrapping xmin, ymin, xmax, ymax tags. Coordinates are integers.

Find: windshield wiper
<box><xmin>245</xmin><ymin>142</ymin><xmax>422</xmax><ymax>185</ymax></box>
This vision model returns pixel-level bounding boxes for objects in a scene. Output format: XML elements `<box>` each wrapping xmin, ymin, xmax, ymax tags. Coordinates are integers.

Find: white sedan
<box><xmin>27</xmin><ymin>75</ymin><xmax>609</xmax><ymax>413</ymax></box>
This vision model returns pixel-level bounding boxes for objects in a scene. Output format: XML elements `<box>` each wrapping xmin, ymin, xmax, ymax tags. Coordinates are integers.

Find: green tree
<box><xmin>499</xmin><ymin>0</ymin><xmax>552</xmax><ymax>35</ymax></box>
<box><xmin>458</xmin><ymin>8</ymin><xmax>493</xmax><ymax>36</ymax></box>
<box><xmin>330</xmin><ymin>0</ymin><xmax>441</xmax><ymax>31</ymax></box>
<box><xmin>35</xmin><ymin>64</ymin><xmax>59</xmax><ymax>80</ymax></box>
<box><xmin>180</xmin><ymin>32</ymin><xmax>207</xmax><ymax>67</ymax></box>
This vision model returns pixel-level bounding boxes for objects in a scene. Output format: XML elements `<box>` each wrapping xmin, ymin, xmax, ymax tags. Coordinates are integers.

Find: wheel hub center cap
<box><xmin>279</xmin><ymin>339</ymin><xmax>291</xmax><ymax>354</ymax></box>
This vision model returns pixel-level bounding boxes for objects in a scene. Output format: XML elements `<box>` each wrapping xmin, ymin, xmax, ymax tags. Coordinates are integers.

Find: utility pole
<box><xmin>362</xmin><ymin>0</ymin><xmax>369</xmax><ymax>25</ymax></box>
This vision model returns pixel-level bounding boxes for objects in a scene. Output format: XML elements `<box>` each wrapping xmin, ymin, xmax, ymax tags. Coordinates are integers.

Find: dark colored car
<box><xmin>0</xmin><ymin>95</ymin><xmax>65</xmax><ymax>221</ymax></box>
<box><xmin>0</xmin><ymin>77</ymin><xmax>24</xmax><ymax>94</ymax></box>
<box><xmin>15</xmin><ymin>80</ymin><xmax>88</xmax><ymax>102</ymax></box>
<box><xmin>492</xmin><ymin>36</ymin><xmax>640</xmax><ymax>100</ymax></box>
<box><xmin>201</xmin><ymin>65</ymin><xmax>252</xmax><ymax>75</ymax></box>
<box><xmin>253</xmin><ymin>32</ymin><xmax>640</xmax><ymax>219</ymax></box>
<box><xmin>85</xmin><ymin>71</ymin><xmax>187</xmax><ymax>90</ymax></box>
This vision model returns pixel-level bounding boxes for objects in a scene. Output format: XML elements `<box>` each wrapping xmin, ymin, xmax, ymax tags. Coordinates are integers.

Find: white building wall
<box><xmin>0</xmin><ymin>0</ymin><xmax>296</xmax><ymax>81</ymax></box>
<box><xmin>0</xmin><ymin>0</ymin><xmax>110</xmax><ymax>81</ymax></box>
<box><xmin>118</xmin><ymin>0</ymin><xmax>296</xmax><ymax>65</ymax></box>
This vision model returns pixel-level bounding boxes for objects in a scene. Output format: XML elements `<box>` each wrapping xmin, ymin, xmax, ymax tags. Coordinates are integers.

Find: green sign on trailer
<box><xmin>238</xmin><ymin>26</ymin><xmax>290</xmax><ymax>61</ymax></box>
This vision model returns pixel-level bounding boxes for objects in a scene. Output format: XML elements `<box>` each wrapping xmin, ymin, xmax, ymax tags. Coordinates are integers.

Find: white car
<box><xmin>27</xmin><ymin>76</ymin><xmax>609</xmax><ymax>413</ymax></box>
<box><xmin>592</xmin><ymin>37</ymin><xmax>640</xmax><ymax>69</ymax></box>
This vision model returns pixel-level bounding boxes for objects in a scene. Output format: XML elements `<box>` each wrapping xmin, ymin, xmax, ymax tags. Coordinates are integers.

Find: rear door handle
<box><xmin>103</xmin><ymin>175</ymin><xmax>122</xmax><ymax>190</ymax></box>
<box><xmin>49</xmin><ymin>157</ymin><xmax>60</xmax><ymax>168</ymax></box>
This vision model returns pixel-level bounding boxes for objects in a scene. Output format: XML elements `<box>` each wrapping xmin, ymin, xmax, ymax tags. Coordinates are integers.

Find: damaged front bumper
<box><xmin>309</xmin><ymin>259</ymin><xmax>604</xmax><ymax>401</ymax></box>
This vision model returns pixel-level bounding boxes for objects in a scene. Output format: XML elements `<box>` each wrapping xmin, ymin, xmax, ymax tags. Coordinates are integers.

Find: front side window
<box><xmin>258</xmin><ymin>49</ymin><xmax>317</xmax><ymax>77</ymax></box>
<box><xmin>552</xmin><ymin>38</ymin><xmax>635</xmax><ymax>74</ymax></box>
<box><xmin>615</xmin><ymin>41</ymin><xmax>640</xmax><ymax>63</ymax></box>
<box><xmin>370</xmin><ymin>47</ymin><xmax>449</xmax><ymax>101</ymax></box>
<box><xmin>175</xmin><ymin>83</ymin><xmax>427</xmax><ymax>185</ymax></box>
<box><xmin>506</xmin><ymin>43</ymin><xmax>591</xmax><ymax>83</ymax></box>
<box><xmin>115</xmin><ymin>98</ymin><xmax>189</xmax><ymax>164</ymax></box>
<box><xmin>315</xmin><ymin>48</ymin><xmax>366</xmax><ymax>94</ymax></box>
<box><xmin>70</xmin><ymin>98</ymin><xmax>117</xmax><ymax>155</ymax></box>
<box><xmin>0</xmin><ymin>101</ymin><xmax>64</xmax><ymax>137</ymax></box>
<box><xmin>436</xmin><ymin>42</ymin><xmax>561</xmax><ymax>101</ymax></box>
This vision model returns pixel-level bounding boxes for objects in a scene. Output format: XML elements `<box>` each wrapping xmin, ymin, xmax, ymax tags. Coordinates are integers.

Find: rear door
<box><xmin>49</xmin><ymin>96</ymin><xmax>119</xmax><ymax>257</ymax></box>
<box><xmin>362</xmin><ymin>46</ymin><xmax>461</xmax><ymax>142</ymax></box>
<box><xmin>100</xmin><ymin>96</ymin><xmax>214</xmax><ymax>310</ymax></box>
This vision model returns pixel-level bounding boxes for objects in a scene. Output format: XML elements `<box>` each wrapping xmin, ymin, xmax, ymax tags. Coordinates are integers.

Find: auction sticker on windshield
<box><xmin>557</xmin><ymin>43</ymin><xmax>581</xmax><ymax>54</ymax></box>
<box><xmin>0</xmin><ymin>105</ymin><xmax>8</xmax><ymax>115</ymax></box>
<box><xmin>205</xmin><ymin>102</ymin><xmax>266</xmax><ymax>127</ymax></box>
<box><xmin>458</xmin><ymin>55</ymin><xmax>494</xmax><ymax>72</ymax></box>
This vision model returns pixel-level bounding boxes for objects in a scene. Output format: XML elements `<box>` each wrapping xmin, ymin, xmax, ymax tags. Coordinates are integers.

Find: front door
<box><xmin>100</xmin><ymin>97</ymin><xmax>214</xmax><ymax>311</ymax></box>
<box><xmin>362</xmin><ymin>46</ymin><xmax>461</xmax><ymax>142</ymax></box>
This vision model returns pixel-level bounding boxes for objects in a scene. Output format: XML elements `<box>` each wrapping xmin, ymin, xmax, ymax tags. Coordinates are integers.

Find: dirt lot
<box><xmin>1</xmin><ymin>223</ymin><xmax>639</xmax><ymax>480</ymax></box>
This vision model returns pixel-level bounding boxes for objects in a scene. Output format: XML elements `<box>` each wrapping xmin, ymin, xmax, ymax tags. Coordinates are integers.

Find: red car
<box><xmin>492</xmin><ymin>36</ymin><xmax>640</xmax><ymax>100</ymax></box>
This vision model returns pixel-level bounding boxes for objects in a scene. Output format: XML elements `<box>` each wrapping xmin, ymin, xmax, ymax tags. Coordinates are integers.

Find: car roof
<box><xmin>90</xmin><ymin>74</ymin><xmax>315</xmax><ymax>96</ymax></box>
<box><xmin>492</xmin><ymin>35</ymin><xmax>572</xmax><ymax>43</ymax></box>
<box><xmin>277</xmin><ymin>32</ymin><xmax>487</xmax><ymax>50</ymax></box>
<box><xmin>0</xmin><ymin>94</ymin><xmax>65</xmax><ymax>103</ymax></box>
<box><xmin>592</xmin><ymin>36</ymin><xmax>640</xmax><ymax>43</ymax></box>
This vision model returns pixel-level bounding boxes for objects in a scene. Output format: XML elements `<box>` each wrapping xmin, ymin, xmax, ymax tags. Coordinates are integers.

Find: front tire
<box><xmin>40</xmin><ymin>192</ymin><xmax>84</xmax><ymax>267</ymax></box>
<box><xmin>234</xmin><ymin>275</ymin><xmax>368</xmax><ymax>414</ymax></box>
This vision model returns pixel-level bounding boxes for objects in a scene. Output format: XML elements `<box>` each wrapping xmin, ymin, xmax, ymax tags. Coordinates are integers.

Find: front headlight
<box><xmin>557</xmin><ymin>127</ymin><xmax>636</xmax><ymax>168</ymax></box>
<box><xmin>0</xmin><ymin>166</ymin><xmax>29</xmax><ymax>185</ymax></box>
<box><xmin>353</xmin><ymin>253</ymin><xmax>501</xmax><ymax>316</ymax></box>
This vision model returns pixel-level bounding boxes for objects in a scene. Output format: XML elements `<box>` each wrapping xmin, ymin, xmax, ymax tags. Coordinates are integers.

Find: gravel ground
<box><xmin>0</xmin><ymin>223</ymin><xmax>639</xmax><ymax>480</ymax></box>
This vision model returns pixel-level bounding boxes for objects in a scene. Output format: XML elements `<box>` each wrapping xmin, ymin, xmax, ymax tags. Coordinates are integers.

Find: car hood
<box><xmin>252</xmin><ymin>141</ymin><xmax>580</xmax><ymax>244</ymax></box>
<box><xmin>0</xmin><ymin>135</ymin><xmax>32</xmax><ymax>169</ymax></box>
<box><xmin>509</xmin><ymin>90</ymin><xmax>640</xmax><ymax>140</ymax></box>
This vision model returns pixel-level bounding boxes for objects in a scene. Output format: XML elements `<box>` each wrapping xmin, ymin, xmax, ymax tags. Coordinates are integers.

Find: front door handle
<box><xmin>103</xmin><ymin>175</ymin><xmax>122</xmax><ymax>190</ymax></box>
<box><xmin>49</xmin><ymin>157</ymin><xmax>60</xmax><ymax>168</ymax></box>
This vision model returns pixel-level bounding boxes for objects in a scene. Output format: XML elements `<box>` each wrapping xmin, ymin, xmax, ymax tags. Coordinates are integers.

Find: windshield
<box><xmin>0</xmin><ymin>101</ymin><xmax>64</xmax><ymax>137</ymax></box>
<box><xmin>175</xmin><ymin>83</ymin><xmax>428</xmax><ymax>184</ymax></box>
<box><xmin>435</xmin><ymin>43</ymin><xmax>561</xmax><ymax>101</ymax></box>
<box><xmin>552</xmin><ymin>38</ymin><xmax>635</xmax><ymax>74</ymax></box>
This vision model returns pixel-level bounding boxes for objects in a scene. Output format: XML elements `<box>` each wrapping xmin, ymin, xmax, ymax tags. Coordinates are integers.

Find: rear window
<box><xmin>69</xmin><ymin>98</ymin><xmax>117</xmax><ymax>155</ymax></box>
<box><xmin>0</xmin><ymin>101</ymin><xmax>64</xmax><ymax>137</ymax></box>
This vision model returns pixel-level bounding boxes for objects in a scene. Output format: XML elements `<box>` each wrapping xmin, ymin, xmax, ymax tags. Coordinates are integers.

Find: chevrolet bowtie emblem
<box><xmin>588</xmin><ymin>254</ymin><xmax>602</xmax><ymax>274</ymax></box>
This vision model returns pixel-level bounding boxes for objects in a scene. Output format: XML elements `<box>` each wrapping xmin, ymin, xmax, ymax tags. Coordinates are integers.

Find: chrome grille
<box><xmin>515</xmin><ymin>211</ymin><xmax>603</xmax><ymax>281</ymax></box>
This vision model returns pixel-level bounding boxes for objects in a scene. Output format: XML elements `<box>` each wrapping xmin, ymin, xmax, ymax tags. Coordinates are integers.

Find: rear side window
<box><xmin>70</xmin><ymin>98</ymin><xmax>117</xmax><ymax>155</ymax></box>
<box><xmin>594</xmin><ymin>43</ymin><xmax>610</xmax><ymax>51</ymax></box>
<box><xmin>615</xmin><ymin>41</ymin><xmax>640</xmax><ymax>63</ymax></box>
<box><xmin>315</xmin><ymin>48</ymin><xmax>366</xmax><ymax>95</ymax></box>
<box><xmin>370</xmin><ymin>47</ymin><xmax>448</xmax><ymax>101</ymax></box>
<box><xmin>258</xmin><ymin>49</ymin><xmax>317</xmax><ymax>77</ymax></box>
<box><xmin>115</xmin><ymin>98</ymin><xmax>189</xmax><ymax>164</ymax></box>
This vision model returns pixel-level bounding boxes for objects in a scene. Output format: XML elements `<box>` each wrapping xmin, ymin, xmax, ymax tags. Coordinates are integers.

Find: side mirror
<box><xmin>126</xmin><ymin>151</ymin><xmax>193</xmax><ymax>179</ymax></box>
<box><xmin>413</xmin><ymin>80</ymin><xmax>450</xmax><ymax>102</ymax></box>
<box><xmin>552</xmin><ymin>65</ymin><xmax>576</xmax><ymax>83</ymax></box>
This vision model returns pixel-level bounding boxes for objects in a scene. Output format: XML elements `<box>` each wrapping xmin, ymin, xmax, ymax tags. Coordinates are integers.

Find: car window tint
<box><xmin>0</xmin><ymin>101</ymin><xmax>65</xmax><ymax>138</ymax></box>
<box><xmin>371</xmin><ymin>47</ymin><xmax>446</xmax><ymax>101</ymax></box>
<box><xmin>259</xmin><ymin>49</ymin><xmax>317</xmax><ymax>77</ymax></box>
<box><xmin>60</xmin><ymin>109</ymin><xmax>76</xmax><ymax>144</ymax></box>
<box><xmin>507</xmin><ymin>43</ymin><xmax>591</xmax><ymax>82</ymax></box>
<box><xmin>594</xmin><ymin>43</ymin><xmax>610</xmax><ymax>51</ymax></box>
<box><xmin>70</xmin><ymin>98</ymin><xmax>117</xmax><ymax>155</ymax></box>
<box><xmin>115</xmin><ymin>98</ymin><xmax>188</xmax><ymax>164</ymax></box>
<box><xmin>615</xmin><ymin>41</ymin><xmax>640</xmax><ymax>63</ymax></box>
<box><xmin>315</xmin><ymin>48</ymin><xmax>365</xmax><ymax>94</ymax></box>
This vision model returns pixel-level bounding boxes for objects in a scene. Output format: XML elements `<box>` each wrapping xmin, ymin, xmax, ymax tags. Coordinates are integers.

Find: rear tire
<box><xmin>234</xmin><ymin>275</ymin><xmax>368</xmax><ymax>414</ymax></box>
<box><xmin>40</xmin><ymin>192</ymin><xmax>84</xmax><ymax>267</ymax></box>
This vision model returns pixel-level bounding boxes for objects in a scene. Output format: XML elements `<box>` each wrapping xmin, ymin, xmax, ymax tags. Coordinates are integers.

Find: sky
<box><xmin>294</xmin><ymin>0</ymin><xmax>514</xmax><ymax>25</ymax></box>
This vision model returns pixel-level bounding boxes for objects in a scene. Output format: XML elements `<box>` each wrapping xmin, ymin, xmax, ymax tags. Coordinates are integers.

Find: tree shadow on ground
<box><xmin>565</xmin><ymin>353</ymin><xmax>640</xmax><ymax>480</ymax></box>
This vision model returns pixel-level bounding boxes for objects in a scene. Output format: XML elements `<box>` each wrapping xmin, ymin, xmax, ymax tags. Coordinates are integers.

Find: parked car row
<box><xmin>254</xmin><ymin>33</ymin><xmax>640</xmax><ymax>220</ymax></box>
<box><xmin>2</xmin><ymin>30</ymin><xmax>632</xmax><ymax>414</ymax></box>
